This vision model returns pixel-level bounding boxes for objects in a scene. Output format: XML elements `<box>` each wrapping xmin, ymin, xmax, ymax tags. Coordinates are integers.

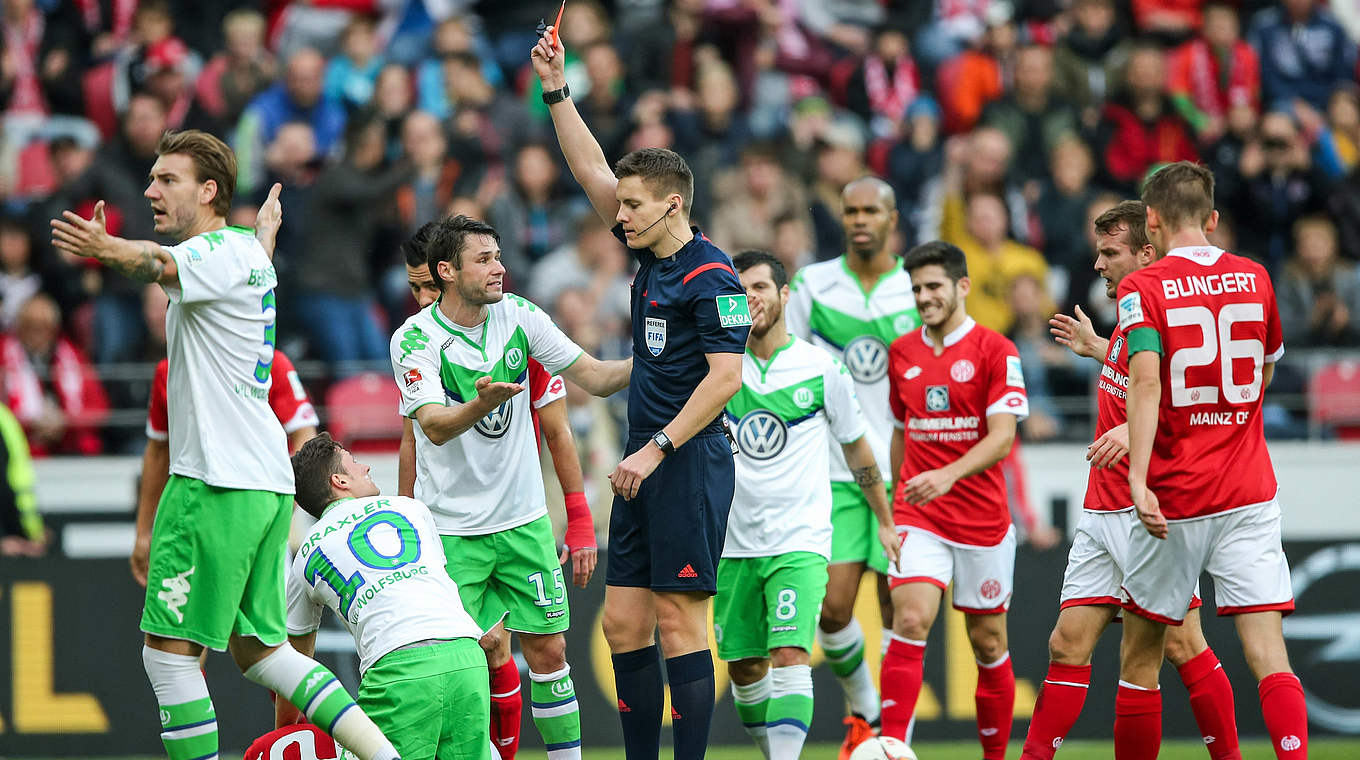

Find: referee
<box><xmin>534</xmin><ymin>27</ymin><xmax>751</xmax><ymax>760</ymax></box>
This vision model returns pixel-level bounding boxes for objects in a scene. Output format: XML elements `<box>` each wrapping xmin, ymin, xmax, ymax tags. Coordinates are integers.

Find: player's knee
<box><xmin>892</xmin><ymin>605</ymin><xmax>933</xmax><ymax>640</ymax></box>
<box><xmin>727</xmin><ymin>658</ymin><xmax>767</xmax><ymax>685</ymax></box>
<box><xmin>479</xmin><ymin>629</ymin><xmax>512</xmax><ymax>667</ymax></box>
<box><xmin>1162</xmin><ymin>630</ymin><xmax>1203</xmax><ymax>668</ymax></box>
<box><xmin>602</xmin><ymin>606</ymin><xmax>650</xmax><ymax>652</ymax></box>
<box><xmin>818</xmin><ymin>599</ymin><xmax>854</xmax><ymax>632</ymax></box>
<box><xmin>522</xmin><ymin>634</ymin><xmax>567</xmax><ymax>672</ymax></box>
<box><xmin>769</xmin><ymin>646</ymin><xmax>810</xmax><ymax>668</ymax></box>
<box><xmin>968</xmin><ymin>625</ymin><xmax>1006</xmax><ymax>663</ymax></box>
<box><xmin>1048</xmin><ymin>622</ymin><xmax>1095</xmax><ymax>666</ymax></box>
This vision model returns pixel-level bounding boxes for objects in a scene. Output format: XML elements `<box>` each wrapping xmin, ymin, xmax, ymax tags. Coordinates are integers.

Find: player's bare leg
<box><xmin>226</xmin><ymin>633</ymin><xmax>398</xmax><ymax>760</ymax></box>
<box><xmin>480</xmin><ymin>623</ymin><xmax>522</xmax><ymax>759</ymax></box>
<box><xmin>819</xmin><ymin>560</ymin><xmax>882</xmax><ymax>756</ymax></box>
<box><xmin>1165</xmin><ymin>609</ymin><xmax>1241</xmax><ymax>760</ymax></box>
<box><xmin>1235</xmin><ymin>611</ymin><xmax>1307</xmax><ymax>759</ymax></box>
<box><xmin>1021</xmin><ymin>605</ymin><xmax>1117</xmax><ymax>759</ymax></box>
<box><xmin>602</xmin><ymin>585</ymin><xmax>662</xmax><ymax>760</ymax></box>
<box><xmin>654</xmin><ymin>589</ymin><xmax>716</xmax><ymax>760</ymax></box>
<box><xmin>1115</xmin><ymin>614</ymin><xmax>1167</xmax><ymax>760</ymax></box>
<box><xmin>965</xmin><ymin>612</ymin><xmax>1014</xmax><ymax>760</ymax></box>
<box><xmin>729</xmin><ymin>657</ymin><xmax>773</xmax><ymax>758</ymax></box>
<box><xmin>880</xmin><ymin>581</ymin><xmax>942</xmax><ymax>741</ymax></box>
<box><xmin>521</xmin><ymin>631</ymin><xmax>581</xmax><ymax>759</ymax></box>
<box><xmin>729</xmin><ymin>649</ymin><xmax>815</xmax><ymax>760</ymax></box>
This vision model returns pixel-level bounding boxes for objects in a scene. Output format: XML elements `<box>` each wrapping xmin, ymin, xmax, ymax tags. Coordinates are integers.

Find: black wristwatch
<box><xmin>650</xmin><ymin>430</ymin><xmax>675</xmax><ymax>457</ymax></box>
<box><xmin>541</xmin><ymin>83</ymin><xmax>570</xmax><ymax>105</ymax></box>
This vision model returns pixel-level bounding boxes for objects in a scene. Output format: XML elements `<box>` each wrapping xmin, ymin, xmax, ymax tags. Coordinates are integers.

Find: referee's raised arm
<box><xmin>531</xmin><ymin>27</ymin><xmax>620</xmax><ymax>225</ymax></box>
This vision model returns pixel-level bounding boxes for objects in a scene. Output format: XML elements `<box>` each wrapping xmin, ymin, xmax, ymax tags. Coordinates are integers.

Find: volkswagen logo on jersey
<box><xmin>474</xmin><ymin>398</ymin><xmax>515</xmax><ymax>438</ymax></box>
<box><xmin>926</xmin><ymin>385</ymin><xmax>950</xmax><ymax>412</ymax></box>
<box><xmin>505</xmin><ymin>347</ymin><xmax>524</xmax><ymax>369</ymax></box>
<box><xmin>646</xmin><ymin>317</ymin><xmax>667</xmax><ymax>356</ymax></box>
<box><xmin>844</xmin><ymin>335</ymin><xmax>889</xmax><ymax>383</ymax></box>
<box><xmin>736</xmin><ymin>410</ymin><xmax>787</xmax><ymax>460</ymax></box>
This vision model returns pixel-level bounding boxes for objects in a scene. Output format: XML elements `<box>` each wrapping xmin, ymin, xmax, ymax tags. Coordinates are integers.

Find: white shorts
<box><xmin>1061</xmin><ymin>510</ymin><xmax>1202</xmax><ymax>613</ymax></box>
<box><xmin>888</xmin><ymin>525</ymin><xmax>1016</xmax><ymax>614</ymax></box>
<box><xmin>1121</xmin><ymin>498</ymin><xmax>1294</xmax><ymax>624</ymax></box>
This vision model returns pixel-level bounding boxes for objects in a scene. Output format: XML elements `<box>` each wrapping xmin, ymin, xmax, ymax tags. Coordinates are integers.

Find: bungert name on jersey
<box><xmin>1161</xmin><ymin>271</ymin><xmax>1260</xmax><ymax>300</ymax></box>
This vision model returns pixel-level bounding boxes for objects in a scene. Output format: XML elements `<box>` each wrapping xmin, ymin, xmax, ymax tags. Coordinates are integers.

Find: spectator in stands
<box><xmin>1006</xmin><ymin>273</ymin><xmax>1064</xmax><ymax>442</ymax></box>
<box><xmin>417</xmin><ymin>17</ymin><xmax>504</xmax><ymax>121</ymax></box>
<box><xmin>257</xmin><ymin>121</ymin><xmax>319</xmax><ymax>303</ymax></box>
<box><xmin>927</xmin><ymin>126</ymin><xmax>1033</xmax><ymax>247</ymax></box>
<box><xmin>935</xmin><ymin>8</ymin><xmax>1014</xmax><ymax>134</ymax></box>
<box><xmin>949</xmin><ymin>192</ymin><xmax>1048</xmax><ymax>334</ymax></box>
<box><xmin>97</xmin><ymin>93</ymin><xmax>169</xmax><ymax>202</ymax></box>
<box><xmin>1035</xmin><ymin>135</ymin><xmax>1100</xmax><ymax>308</ymax></box>
<box><xmin>395</xmin><ymin>111</ymin><xmax>459</xmax><ymax>236</ymax></box>
<box><xmin>807</xmin><ymin>122</ymin><xmax>869</xmax><ymax>259</ymax></box>
<box><xmin>575</xmin><ymin>41</ymin><xmax>633</xmax><ymax>162</ymax></box>
<box><xmin>325</xmin><ymin>15</ymin><xmax>384</xmax><ymax>112</ymax></box>
<box><xmin>298</xmin><ymin>113</ymin><xmax>413</xmax><ymax>366</ymax></box>
<box><xmin>487</xmin><ymin>141</ymin><xmax>584</xmax><ymax>272</ymax></box>
<box><xmin>1235</xmin><ymin>109</ymin><xmax>1330</xmax><ymax>270</ymax></box>
<box><xmin>530</xmin><ymin>211</ymin><xmax>632</xmax><ymax>334</ymax></box>
<box><xmin>710</xmin><ymin>140</ymin><xmax>812</xmax><ymax>256</ymax></box>
<box><xmin>1249</xmin><ymin>0</ymin><xmax>1357</xmax><ymax>111</ymax></box>
<box><xmin>0</xmin><ymin>217</ymin><xmax>42</xmax><ymax>331</ymax></box>
<box><xmin>0</xmin><ymin>402</ymin><xmax>44</xmax><ymax>557</ymax></box>
<box><xmin>845</xmin><ymin>25</ymin><xmax>922</xmax><ymax>139</ymax></box>
<box><xmin>676</xmin><ymin>60</ymin><xmax>752</xmax><ymax>214</ymax></box>
<box><xmin>0</xmin><ymin>0</ymin><xmax>86</xmax><ymax>121</ymax></box>
<box><xmin>621</xmin><ymin>0</ymin><xmax>707</xmax><ymax>94</ymax></box>
<box><xmin>1167</xmin><ymin>1</ymin><xmax>1260</xmax><ymax>145</ymax></box>
<box><xmin>887</xmin><ymin>97</ymin><xmax>945</xmax><ymax>247</ymax></box>
<box><xmin>441</xmin><ymin>51</ymin><xmax>531</xmax><ymax>183</ymax></box>
<box><xmin>194</xmin><ymin>10</ymin><xmax>276</xmax><ymax>133</ymax></box>
<box><xmin>1277</xmin><ymin>214</ymin><xmax>1360</xmax><ymax>348</ymax></box>
<box><xmin>1131</xmin><ymin>0</ymin><xmax>1202</xmax><ymax>43</ymax></box>
<box><xmin>771</xmin><ymin>211</ymin><xmax>816</xmax><ymax>274</ymax></box>
<box><xmin>1052</xmin><ymin>0</ymin><xmax>1131</xmax><ymax>129</ymax></box>
<box><xmin>915</xmin><ymin>0</ymin><xmax>1000</xmax><ymax>70</ymax></box>
<box><xmin>1324</xmin><ymin>86</ymin><xmax>1360</xmax><ymax>174</ymax></box>
<box><xmin>137</xmin><ymin>37</ymin><xmax>202</xmax><ymax>132</ymax></box>
<box><xmin>1</xmin><ymin>294</ymin><xmax>108</xmax><ymax>457</ymax></box>
<box><xmin>372</xmin><ymin>63</ymin><xmax>415</xmax><ymax>161</ymax></box>
<box><xmin>981</xmin><ymin>43</ymin><xmax>1080</xmax><ymax>186</ymax></box>
<box><xmin>1097</xmin><ymin>43</ymin><xmax>1199</xmax><ymax>191</ymax></box>
<box><xmin>235</xmin><ymin>47</ymin><xmax>346</xmax><ymax>196</ymax></box>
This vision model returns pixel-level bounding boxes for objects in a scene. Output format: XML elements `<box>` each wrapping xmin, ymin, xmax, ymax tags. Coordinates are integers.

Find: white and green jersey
<box><xmin>285</xmin><ymin>494</ymin><xmax>482</xmax><ymax>674</ymax></box>
<box><xmin>785</xmin><ymin>256</ymin><xmax>918</xmax><ymax>482</ymax></box>
<box><xmin>390</xmin><ymin>294</ymin><xmax>584</xmax><ymax>535</ymax></box>
<box><xmin>723</xmin><ymin>337</ymin><xmax>867</xmax><ymax>559</ymax></box>
<box><xmin>160</xmin><ymin>226</ymin><xmax>292</xmax><ymax>493</ymax></box>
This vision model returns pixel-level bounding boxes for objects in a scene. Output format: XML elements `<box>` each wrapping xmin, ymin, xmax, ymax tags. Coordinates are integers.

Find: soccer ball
<box><xmin>849</xmin><ymin>736</ymin><xmax>918</xmax><ymax>760</ymax></box>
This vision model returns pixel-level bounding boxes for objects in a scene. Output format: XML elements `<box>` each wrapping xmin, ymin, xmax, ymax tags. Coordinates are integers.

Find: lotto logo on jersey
<box><xmin>717</xmin><ymin>294</ymin><xmax>753</xmax><ymax>328</ymax></box>
<box><xmin>926</xmin><ymin>385</ymin><xmax>950</xmax><ymax>412</ymax></box>
<box><xmin>844</xmin><ymin>335</ymin><xmax>889</xmax><ymax>383</ymax></box>
<box><xmin>736</xmin><ymin>409</ymin><xmax>787</xmax><ymax>459</ymax></box>
<box><xmin>474</xmin><ymin>399</ymin><xmax>515</xmax><ymax>438</ymax></box>
<box><xmin>403</xmin><ymin>368</ymin><xmax>423</xmax><ymax>387</ymax></box>
<box><xmin>646</xmin><ymin>317</ymin><xmax>667</xmax><ymax>356</ymax></box>
<box><xmin>1118</xmin><ymin>292</ymin><xmax>1144</xmax><ymax>331</ymax></box>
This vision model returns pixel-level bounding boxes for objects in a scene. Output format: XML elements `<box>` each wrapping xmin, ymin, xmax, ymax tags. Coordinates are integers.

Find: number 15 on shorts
<box><xmin>528</xmin><ymin>569</ymin><xmax>566</xmax><ymax>607</ymax></box>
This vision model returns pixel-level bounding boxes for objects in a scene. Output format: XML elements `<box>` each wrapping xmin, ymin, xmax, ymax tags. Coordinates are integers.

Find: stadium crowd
<box><xmin>3</xmin><ymin>0</ymin><xmax>1360</xmax><ymax>460</ymax></box>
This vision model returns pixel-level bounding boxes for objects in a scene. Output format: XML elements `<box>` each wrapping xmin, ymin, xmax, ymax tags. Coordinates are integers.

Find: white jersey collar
<box><xmin>1166</xmin><ymin>246</ymin><xmax>1225</xmax><ymax>266</ymax></box>
<box><xmin>922</xmin><ymin>316</ymin><xmax>976</xmax><ymax>348</ymax></box>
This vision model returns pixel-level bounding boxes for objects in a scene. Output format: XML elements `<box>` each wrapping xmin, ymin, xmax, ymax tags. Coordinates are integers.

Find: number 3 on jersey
<box><xmin>303</xmin><ymin>511</ymin><xmax>421</xmax><ymax>618</ymax></box>
<box><xmin>254</xmin><ymin>289</ymin><xmax>277</xmax><ymax>383</ymax></box>
<box><xmin>1166</xmin><ymin>303</ymin><xmax>1264</xmax><ymax>407</ymax></box>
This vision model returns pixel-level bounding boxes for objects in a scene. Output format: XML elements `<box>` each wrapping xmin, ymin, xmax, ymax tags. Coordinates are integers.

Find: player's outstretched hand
<box><xmin>902</xmin><ymin>468</ymin><xmax>956</xmax><ymax>505</ymax></box>
<box><xmin>1050</xmin><ymin>305</ymin><xmax>1099</xmax><ymax>358</ymax></box>
<box><xmin>130</xmin><ymin>532</ymin><xmax>151</xmax><ymax>587</ymax></box>
<box><xmin>559</xmin><ymin>545</ymin><xmax>597</xmax><ymax>588</ymax></box>
<box><xmin>473</xmin><ymin>376</ymin><xmax>524</xmax><ymax>408</ymax></box>
<box><xmin>1086</xmin><ymin>422</ymin><xmax>1129</xmax><ymax>469</ymax></box>
<box><xmin>50</xmin><ymin>200</ymin><xmax>111</xmax><ymax>258</ymax></box>
<box><xmin>530</xmin><ymin>24</ymin><xmax>566</xmax><ymax>90</ymax></box>
<box><xmin>1131</xmin><ymin>482</ymin><xmax>1167</xmax><ymax>539</ymax></box>
<box><xmin>255</xmin><ymin>182</ymin><xmax>283</xmax><ymax>259</ymax></box>
<box><xmin>608</xmin><ymin>445</ymin><xmax>663</xmax><ymax>501</ymax></box>
<box><xmin>877</xmin><ymin>524</ymin><xmax>902</xmax><ymax>566</ymax></box>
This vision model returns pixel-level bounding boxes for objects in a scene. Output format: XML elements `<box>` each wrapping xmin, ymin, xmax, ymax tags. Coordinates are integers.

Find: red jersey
<box><xmin>527</xmin><ymin>357</ymin><xmax>566</xmax><ymax>445</ymax></box>
<box><xmin>1116</xmin><ymin>246</ymin><xmax>1283</xmax><ymax>519</ymax></box>
<box><xmin>243</xmin><ymin>724</ymin><xmax>342</xmax><ymax>760</ymax></box>
<box><xmin>146</xmin><ymin>350</ymin><xmax>319</xmax><ymax>441</ymax></box>
<box><xmin>1085</xmin><ymin>324</ymin><xmax>1133</xmax><ymax>511</ymax></box>
<box><xmin>888</xmin><ymin>318</ymin><xmax>1030</xmax><ymax>546</ymax></box>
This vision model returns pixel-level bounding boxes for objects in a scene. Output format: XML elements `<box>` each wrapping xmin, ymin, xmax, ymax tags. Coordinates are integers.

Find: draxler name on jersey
<box><xmin>843</xmin><ymin>335</ymin><xmax>890</xmax><ymax>383</ymax></box>
<box><xmin>735</xmin><ymin>409</ymin><xmax>788</xmax><ymax>460</ymax></box>
<box><xmin>474</xmin><ymin>399</ymin><xmax>515</xmax><ymax>438</ymax></box>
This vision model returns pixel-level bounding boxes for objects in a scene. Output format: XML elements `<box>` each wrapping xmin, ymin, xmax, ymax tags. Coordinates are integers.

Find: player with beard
<box><xmin>882</xmin><ymin>242</ymin><xmax>1028</xmax><ymax>759</ymax></box>
<box><xmin>784</xmin><ymin>177</ymin><xmax>919</xmax><ymax>755</ymax></box>
<box><xmin>1021</xmin><ymin>200</ymin><xmax>1239</xmax><ymax>759</ymax></box>
<box><xmin>718</xmin><ymin>251</ymin><xmax>900</xmax><ymax>759</ymax></box>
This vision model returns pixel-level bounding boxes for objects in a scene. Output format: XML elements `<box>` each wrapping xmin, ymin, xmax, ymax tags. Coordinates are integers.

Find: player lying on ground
<box><xmin>282</xmin><ymin>434</ymin><xmax>492</xmax><ymax>760</ymax></box>
<box><xmin>719</xmin><ymin>251</ymin><xmax>901</xmax><ymax>760</ymax></box>
<box><xmin>1020</xmin><ymin>200</ymin><xmax>1239</xmax><ymax>760</ymax></box>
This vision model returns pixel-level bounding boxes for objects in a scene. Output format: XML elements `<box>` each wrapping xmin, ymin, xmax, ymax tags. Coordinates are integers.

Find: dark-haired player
<box><xmin>390</xmin><ymin>215</ymin><xmax>630</xmax><ymax>760</ymax></box>
<box><xmin>534</xmin><ymin>26</ymin><xmax>751</xmax><ymax>760</ymax></box>
<box><xmin>881</xmin><ymin>242</ymin><xmax>1028</xmax><ymax>760</ymax></box>
<box><xmin>1118</xmin><ymin>162</ymin><xmax>1303</xmax><ymax>760</ymax></box>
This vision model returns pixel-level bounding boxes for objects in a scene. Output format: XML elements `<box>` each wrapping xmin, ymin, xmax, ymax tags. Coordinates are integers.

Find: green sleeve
<box><xmin>0</xmin><ymin>406</ymin><xmax>42</xmax><ymax>541</ymax></box>
<box><xmin>1126</xmin><ymin>326</ymin><xmax>1164</xmax><ymax>357</ymax></box>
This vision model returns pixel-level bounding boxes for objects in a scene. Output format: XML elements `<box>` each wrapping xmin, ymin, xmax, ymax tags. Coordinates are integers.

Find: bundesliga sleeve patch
<box><xmin>1117</xmin><ymin>292</ymin><xmax>1144</xmax><ymax>331</ymax></box>
<box><xmin>403</xmin><ymin>368</ymin><xmax>423</xmax><ymax>387</ymax></box>
<box><xmin>717</xmin><ymin>294</ymin><xmax>753</xmax><ymax>328</ymax></box>
<box><xmin>1006</xmin><ymin>355</ymin><xmax>1025</xmax><ymax>388</ymax></box>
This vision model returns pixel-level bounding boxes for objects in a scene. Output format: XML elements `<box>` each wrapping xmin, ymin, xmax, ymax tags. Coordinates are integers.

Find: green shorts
<box><xmin>139</xmin><ymin>475</ymin><xmax>293</xmax><ymax>650</ymax></box>
<box><xmin>441</xmin><ymin>514</ymin><xmax>569</xmax><ymax>635</ymax></box>
<box><xmin>359</xmin><ymin>638</ymin><xmax>490</xmax><ymax>760</ymax></box>
<box><xmin>714</xmin><ymin>552</ymin><xmax>829</xmax><ymax>661</ymax></box>
<box><xmin>830</xmin><ymin>481</ymin><xmax>890</xmax><ymax>573</ymax></box>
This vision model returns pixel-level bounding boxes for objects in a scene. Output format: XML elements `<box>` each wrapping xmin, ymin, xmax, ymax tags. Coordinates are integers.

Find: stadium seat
<box><xmin>1308</xmin><ymin>359</ymin><xmax>1360</xmax><ymax>440</ymax></box>
<box><xmin>324</xmin><ymin>371</ymin><xmax>405</xmax><ymax>452</ymax></box>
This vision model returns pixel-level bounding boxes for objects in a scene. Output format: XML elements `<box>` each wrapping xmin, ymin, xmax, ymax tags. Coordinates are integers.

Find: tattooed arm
<box><xmin>841</xmin><ymin>436</ymin><xmax>901</xmax><ymax>565</ymax></box>
<box><xmin>50</xmin><ymin>201</ymin><xmax>180</xmax><ymax>287</ymax></box>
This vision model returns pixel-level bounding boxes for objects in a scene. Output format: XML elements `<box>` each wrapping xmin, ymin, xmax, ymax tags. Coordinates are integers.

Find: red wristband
<box><xmin>563</xmin><ymin>492</ymin><xmax>595</xmax><ymax>551</ymax></box>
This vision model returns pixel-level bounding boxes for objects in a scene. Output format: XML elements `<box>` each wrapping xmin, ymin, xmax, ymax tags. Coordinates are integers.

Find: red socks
<box><xmin>976</xmin><ymin>653</ymin><xmax>1016</xmax><ymax>760</ymax></box>
<box><xmin>1259</xmin><ymin>672</ymin><xmax>1308</xmax><ymax>759</ymax></box>
<box><xmin>879</xmin><ymin>636</ymin><xmax>926</xmax><ymax>741</ymax></box>
<box><xmin>489</xmin><ymin>659</ymin><xmax>522</xmax><ymax>760</ymax></box>
<box><xmin>1177</xmin><ymin>648</ymin><xmax>1240</xmax><ymax>759</ymax></box>
<box><xmin>1114</xmin><ymin>683</ymin><xmax>1161</xmax><ymax>760</ymax></box>
<box><xmin>1021</xmin><ymin>662</ymin><xmax>1091</xmax><ymax>760</ymax></box>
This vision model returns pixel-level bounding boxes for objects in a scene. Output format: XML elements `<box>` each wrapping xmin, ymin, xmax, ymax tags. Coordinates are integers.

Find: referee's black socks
<box><xmin>612</xmin><ymin>644</ymin><xmax>663</xmax><ymax>759</ymax></box>
<box><xmin>666</xmin><ymin>650</ymin><xmax>716</xmax><ymax>760</ymax></box>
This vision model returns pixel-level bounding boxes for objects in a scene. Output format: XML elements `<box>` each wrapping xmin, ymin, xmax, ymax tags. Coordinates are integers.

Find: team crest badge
<box><xmin>505</xmin><ymin>347</ymin><xmax>524</xmax><ymax>370</ymax></box>
<box><xmin>950</xmin><ymin>359</ymin><xmax>975</xmax><ymax>383</ymax></box>
<box><xmin>926</xmin><ymin>385</ymin><xmax>950</xmax><ymax>412</ymax></box>
<box><xmin>645</xmin><ymin>317</ymin><xmax>667</xmax><ymax>356</ymax></box>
